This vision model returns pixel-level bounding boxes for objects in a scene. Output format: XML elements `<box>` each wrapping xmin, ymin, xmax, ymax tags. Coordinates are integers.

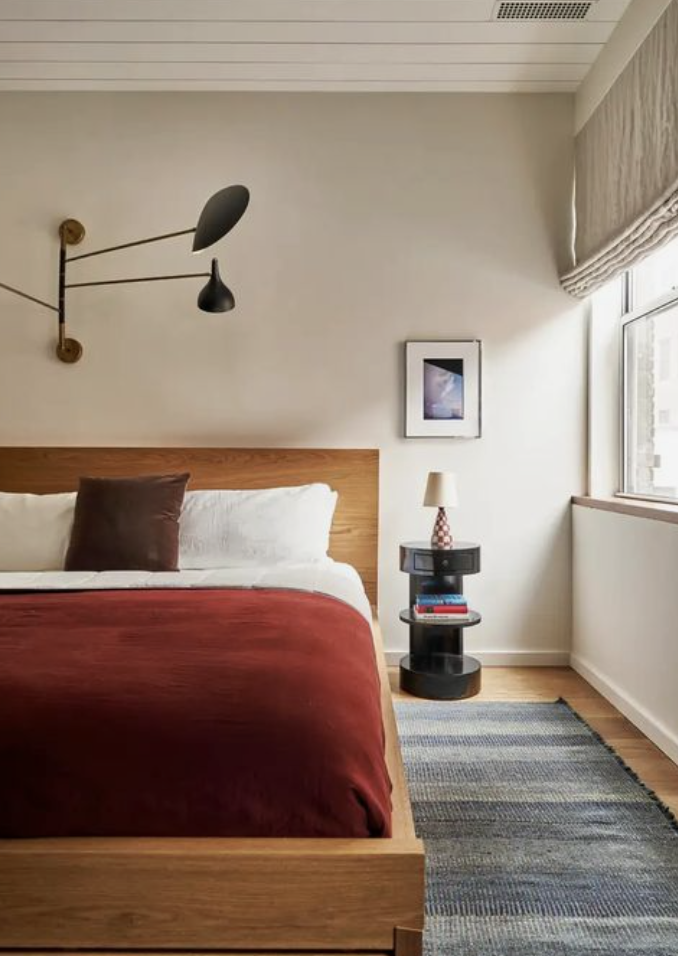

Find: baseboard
<box><xmin>570</xmin><ymin>653</ymin><xmax>678</xmax><ymax>765</ymax></box>
<box><xmin>385</xmin><ymin>650</ymin><xmax>570</xmax><ymax>667</ymax></box>
<box><xmin>476</xmin><ymin>650</ymin><xmax>571</xmax><ymax>666</ymax></box>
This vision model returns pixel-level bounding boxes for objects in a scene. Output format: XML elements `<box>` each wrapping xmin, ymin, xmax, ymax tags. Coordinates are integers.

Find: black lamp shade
<box><xmin>198</xmin><ymin>258</ymin><xmax>234</xmax><ymax>313</ymax></box>
<box><xmin>192</xmin><ymin>185</ymin><xmax>250</xmax><ymax>253</ymax></box>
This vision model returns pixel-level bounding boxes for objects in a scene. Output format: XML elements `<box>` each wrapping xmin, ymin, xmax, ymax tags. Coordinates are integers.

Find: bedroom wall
<box><xmin>573</xmin><ymin>505</ymin><xmax>678</xmax><ymax>763</ymax></box>
<box><xmin>0</xmin><ymin>92</ymin><xmax>585</xmax><ymax>658</ymax></box>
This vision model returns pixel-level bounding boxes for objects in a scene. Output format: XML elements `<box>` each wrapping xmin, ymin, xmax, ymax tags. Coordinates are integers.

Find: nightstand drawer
<box><xmin>413</xmin><ymin>552</ymin><xmax>435</xmax><ymax>572</ymax></box>
<box><xmin>400</xmin><ymin>542</ymin><xmax>480</xmax><ymax>576</ymax></box>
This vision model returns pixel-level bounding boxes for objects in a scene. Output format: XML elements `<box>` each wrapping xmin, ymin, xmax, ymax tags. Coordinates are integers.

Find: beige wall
<box><xmin>0</xmin><ymin>92</ymin><xmax>585</xmax><ymax>657</ymax></box>
<box><xmin>573</xmin><ymin>506</ymin><xmax>678</xmax><ymax>762</ymax></box>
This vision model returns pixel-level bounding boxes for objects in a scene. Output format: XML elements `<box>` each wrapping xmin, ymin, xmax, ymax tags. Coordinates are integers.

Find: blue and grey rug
<box><xmin>395</xmin><ymin>699</ymin><xmax>678</xmax><ymax>956</ymax></box>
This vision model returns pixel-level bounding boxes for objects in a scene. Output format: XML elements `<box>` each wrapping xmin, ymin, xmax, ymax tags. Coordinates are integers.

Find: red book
<box><xmin>414</xmin><ymin>604</ymin><xmax>468</xmax><ymax>614</ymax></box>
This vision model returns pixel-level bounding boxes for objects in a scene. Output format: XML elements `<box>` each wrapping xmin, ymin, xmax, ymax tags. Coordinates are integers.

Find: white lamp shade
<box><xmin>423</xmin><ymin>471</ymin><xmax>459</xmax><ymax>508</ymax></box>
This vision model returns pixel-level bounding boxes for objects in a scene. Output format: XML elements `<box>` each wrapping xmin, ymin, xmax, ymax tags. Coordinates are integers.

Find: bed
<box><xmin>0</xmin><ymin>447</ymin><xmax>425</xmax><ymax>956</ymax></box>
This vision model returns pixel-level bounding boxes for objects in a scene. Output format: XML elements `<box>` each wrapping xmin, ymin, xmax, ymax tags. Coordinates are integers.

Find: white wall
<box><xmin>0</xmin><ymin>92</ymin><xmax>585</xmax><ymax>657</ymax></box>
<box><xmin>573</xmin><ymin>505</ymin><xmax>678</xmax><ymax>762</ymax></box>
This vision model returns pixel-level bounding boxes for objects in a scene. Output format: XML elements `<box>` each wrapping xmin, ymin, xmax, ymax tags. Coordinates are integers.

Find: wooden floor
<box><xmin>389</xmin><ymin>666</ymin><xmax>678</xmax><ymax>816</ymax></box>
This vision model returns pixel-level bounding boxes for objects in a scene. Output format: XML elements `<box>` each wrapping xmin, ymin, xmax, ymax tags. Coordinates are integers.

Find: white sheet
<box><xmin>0</xmin><ymin>559</ymin><xmax>372</xmax><ymax>622</ymax></box>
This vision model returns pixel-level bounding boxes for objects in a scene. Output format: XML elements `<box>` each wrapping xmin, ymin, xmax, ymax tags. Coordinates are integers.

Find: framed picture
<box><xmin>405</xmin><ymin>340</ymin><xmax>482</xmax><ymax>438</ymax></box>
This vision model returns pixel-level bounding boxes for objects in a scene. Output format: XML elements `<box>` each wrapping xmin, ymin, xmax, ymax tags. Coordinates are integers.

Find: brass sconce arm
<box><xmin>0</xmin><ymin>280</ymin><xmax>58</xmax><ymax>314</ymax></box>
<box><xmin>66</xmin><ymin>272</ymin><xmax>209</xmax><ymax>290</ymax></box>
<box><xmin>66</xmin><ymin>228</ymin><xmax>196</xmax><ymax>264</ymax></box>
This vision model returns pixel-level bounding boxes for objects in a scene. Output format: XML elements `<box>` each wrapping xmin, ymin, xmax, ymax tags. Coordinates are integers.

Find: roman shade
<box><xmin>561</xmin><ymin>0</ymin><xmax>678</xmax><ymax>298</ymax></box>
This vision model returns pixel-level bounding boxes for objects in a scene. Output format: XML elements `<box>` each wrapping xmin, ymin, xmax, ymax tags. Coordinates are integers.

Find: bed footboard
<box><xmin>0</xmin><ymin>836</ymin><xmax>424</xmax><ymax>953</ymax></box>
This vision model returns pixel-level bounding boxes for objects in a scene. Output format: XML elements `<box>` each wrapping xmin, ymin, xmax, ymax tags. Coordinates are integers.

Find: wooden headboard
<box><xmin>0</xmin><ymin>447</ymin><xmax>379</xmax><ymax>604</ymax></box>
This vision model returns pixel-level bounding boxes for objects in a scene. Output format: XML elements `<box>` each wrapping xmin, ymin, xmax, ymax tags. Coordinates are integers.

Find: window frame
<box><xmin>619</xmin><ymin>277</ymin><xmax>678</xmax><ymax>506</ymax></box>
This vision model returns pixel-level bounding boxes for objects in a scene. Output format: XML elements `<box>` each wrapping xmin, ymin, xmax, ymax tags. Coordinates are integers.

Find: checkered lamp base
<box><xmin>431</xmin><ymin>507</ymin><xmax>453</xmax><ymax>549</ymax></box>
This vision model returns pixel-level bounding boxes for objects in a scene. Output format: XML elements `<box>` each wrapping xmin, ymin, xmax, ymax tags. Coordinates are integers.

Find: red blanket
<box><xmin>0</xmin><ymin>589</ymin><xmax>391</xmax><ymax>838</ymax></box>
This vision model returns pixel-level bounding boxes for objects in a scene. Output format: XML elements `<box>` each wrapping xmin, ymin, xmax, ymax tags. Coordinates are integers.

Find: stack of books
<box><xmin>412</xmin><ymin>593</ymin><xmax>472</xmax><ymax>623</ymax></box>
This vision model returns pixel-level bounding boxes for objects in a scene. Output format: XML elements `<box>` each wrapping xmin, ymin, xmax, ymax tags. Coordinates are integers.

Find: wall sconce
<box><xmin>0</xmin><ymin>184</ymin><xmax>250</xmax><ymax>363</ymax></box>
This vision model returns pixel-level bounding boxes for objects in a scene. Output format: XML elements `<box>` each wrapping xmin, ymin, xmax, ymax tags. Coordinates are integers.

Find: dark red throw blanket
<box><xmin>0</xmin><ymin>589</ymin><xmax>391</xmax><ymax>838</ymax></box>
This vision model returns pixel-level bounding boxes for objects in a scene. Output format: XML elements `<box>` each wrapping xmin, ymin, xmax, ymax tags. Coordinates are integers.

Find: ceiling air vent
<box><xmin>494</xmin><ymin>1</ymin><xmax>594</xmax><ymax>20</ymax></box>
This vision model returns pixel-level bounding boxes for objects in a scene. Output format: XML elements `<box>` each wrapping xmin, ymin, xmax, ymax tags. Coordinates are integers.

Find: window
<box><xmin>620</xmin><ymin>236</ymin><xmax>678</xmax><ymax>503</ymax></box>
<box><xmin>632</xmin><ymin>241</ymin><xmax>678</xmax><ymax>311</ymax></box>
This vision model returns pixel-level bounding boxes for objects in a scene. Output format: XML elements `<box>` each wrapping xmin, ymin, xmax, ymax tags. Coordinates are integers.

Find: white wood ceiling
<box><xmin>0</xmin><ymin>0</ymin><xmax>631</xmax><ymax>92</ymax></box>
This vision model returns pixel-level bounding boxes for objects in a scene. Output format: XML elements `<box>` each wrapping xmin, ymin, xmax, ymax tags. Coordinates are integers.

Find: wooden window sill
<box><xmin>572</xmin><ymin>495</ymin><xmax>678</xmax><ymax>526</ymax></box>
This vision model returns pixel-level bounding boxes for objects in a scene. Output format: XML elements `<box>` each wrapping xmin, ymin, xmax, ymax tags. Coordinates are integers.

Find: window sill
<box><xmin>572</xmin><ymin>495</ymin><xmax>678</xmax><ymax>526</ymax></box>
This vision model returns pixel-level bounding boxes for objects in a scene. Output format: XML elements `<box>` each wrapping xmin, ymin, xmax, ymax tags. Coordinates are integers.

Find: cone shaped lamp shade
<box><xmin>197</xmin><ymin>258</ymin><xmax>235</xmax><ymax>313</ymax></box>
<box><xmin>192</xmin><ymin>185</ymin><xmax>250</xmax><ymax>253</ymax></box>
<box><xmin>423</xmin><ymin>472</ymin><xmax>459</xmax><ymax>508</ymax></box>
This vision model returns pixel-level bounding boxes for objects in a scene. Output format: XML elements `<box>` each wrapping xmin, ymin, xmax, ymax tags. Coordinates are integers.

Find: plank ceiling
<box><xmin>0</xmin><ymin>0</ymin><xmax>631</xmax><ymax>92</ymax></box>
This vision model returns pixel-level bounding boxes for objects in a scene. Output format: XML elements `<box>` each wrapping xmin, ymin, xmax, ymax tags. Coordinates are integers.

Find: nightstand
<box><xmin>399</xmin><ymin>541</ymin><xmax>482</xmax><ymax>700</ymax></box>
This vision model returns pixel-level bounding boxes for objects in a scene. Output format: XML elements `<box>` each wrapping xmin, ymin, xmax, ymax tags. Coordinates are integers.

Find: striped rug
<box><xmin>395</xmin><ymin>699</ymin><xmax>678</xmax><ymax>956</ymax></box>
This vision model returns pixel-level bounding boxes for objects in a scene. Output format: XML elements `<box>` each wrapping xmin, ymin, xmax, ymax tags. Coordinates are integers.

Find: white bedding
<box><xmin>0</xmin><ymin>559</ymin><xmax>372</xmax><ymax>622</ymax></box>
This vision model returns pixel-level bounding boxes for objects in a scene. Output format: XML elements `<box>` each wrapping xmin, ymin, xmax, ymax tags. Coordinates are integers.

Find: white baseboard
<box><xmin>570</xmin><ymin>653</ymin><xmax>678</xmax><ymax>765</ymax></box>
<box><xmin>385</xmin><ymin>650</ymin><xmax>570</xmax><ymax>667</ymax></box>
<box><xmin>476</xmin><ymin>650</ymin><xmax>571</xmax><ymax>666</ymax></box>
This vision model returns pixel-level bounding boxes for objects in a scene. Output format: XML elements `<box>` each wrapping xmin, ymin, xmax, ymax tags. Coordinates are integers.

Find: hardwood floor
<box><xmin>389</xmin><ymin>666</ymin><xmax>678</xmax><ymax>816</ymax></box>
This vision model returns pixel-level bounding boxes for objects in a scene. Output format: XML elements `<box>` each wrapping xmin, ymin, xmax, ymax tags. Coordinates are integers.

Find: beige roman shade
<box><xmin>561</xmin><ymin>0</ymin><xmax>678</xmax><ymax>297</ymax></box>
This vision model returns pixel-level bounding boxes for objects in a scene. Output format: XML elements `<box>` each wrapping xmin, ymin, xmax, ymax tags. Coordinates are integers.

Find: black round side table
<box><xmin>399</xmin><ymin>541</ymin><xmax>482</xmax><ymax>700</ymax></box>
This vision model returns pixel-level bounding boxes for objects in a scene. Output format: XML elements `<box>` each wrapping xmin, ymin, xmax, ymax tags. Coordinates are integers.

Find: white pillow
<box><xmin>0</xmin><ymin>491</ymin><xmax>76</xmax><ymax>571</ymax></box>
<box><xmin>179</xmin><ymin>484</ymin><xmax>338</xmax><ymax>569</ymax></box>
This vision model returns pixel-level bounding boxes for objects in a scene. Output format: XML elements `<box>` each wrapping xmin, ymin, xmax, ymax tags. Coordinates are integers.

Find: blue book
<box><xmin>416</xmin><ymin>594</ymin><xmax>466</xmax><ymax>606</ymax></box>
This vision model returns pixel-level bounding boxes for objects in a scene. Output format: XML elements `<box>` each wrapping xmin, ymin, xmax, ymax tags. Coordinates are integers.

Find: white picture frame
<box><xmin>405</xmin><ymin>340</ymin><xmax>482</xmax><ymax>438</ymax></box>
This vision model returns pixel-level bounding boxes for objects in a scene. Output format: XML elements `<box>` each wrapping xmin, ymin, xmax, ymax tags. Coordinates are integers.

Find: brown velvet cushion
<box><xmin>65</xmin><ymin>474</ymin><xmax>189</xmax><ymax>572</ymax></box>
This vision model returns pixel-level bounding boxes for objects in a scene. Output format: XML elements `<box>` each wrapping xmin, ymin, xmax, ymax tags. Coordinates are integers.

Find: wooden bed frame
<box><xmin>0</xmin><ymin>447</ymin><xmax>425</xmax><ymax>956</ymax></box>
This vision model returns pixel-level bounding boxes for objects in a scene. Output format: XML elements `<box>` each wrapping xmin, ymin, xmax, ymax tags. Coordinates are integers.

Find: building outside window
<box><xmin>600</xmin><ymin>236</ymin><xmax>678</xmax><ymax>503</ymax></box>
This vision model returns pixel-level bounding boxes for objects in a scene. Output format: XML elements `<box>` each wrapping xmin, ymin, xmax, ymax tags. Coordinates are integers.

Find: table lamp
<box><xmin>424</xmin><ymin>471</ymin><xmax>458</xmax><ymax>549</ymax></box>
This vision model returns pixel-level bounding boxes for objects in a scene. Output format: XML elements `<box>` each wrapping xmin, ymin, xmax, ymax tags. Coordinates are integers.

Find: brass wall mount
<box><xmin>57</xmin><ymin>218</ymin><xmax>86</xmax><ymax>364</ymax></box>
<box><xmin>59</xmin><ymin>219</ymin><xmax>86</xmax><ymax>247</ymax></box>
